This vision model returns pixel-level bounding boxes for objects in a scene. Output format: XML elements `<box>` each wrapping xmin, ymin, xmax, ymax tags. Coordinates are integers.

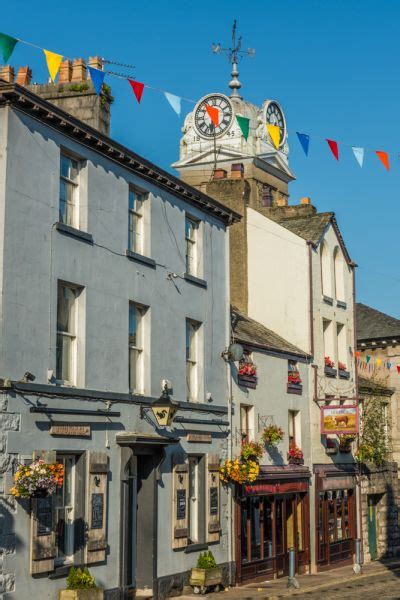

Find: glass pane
<box><xmin>241</xmin><ymin>499</ymin><xmax>248</xmax><ymax>563</ymax></box>
<box><xmin>186</xmin><ymin>360</ymin><xmax>192</xmax><ymax>400</ymax></box>
<box><xmin>129</xmin><ymin>189</ymin><xmax>136</xmax><ymax>211</ymax></box>
<box><xmin>344</xmin><ymin>489</ymin><xmax>351</xmax><ymax>539</ymax></box>
<box><xmin>327</xmin><ymin>490</ymin><xmax>336</xmax><ymax>543</ymax></box>
<box><xmin>263</xmin><ymin>498</ymin><xmax>273</xmax><ymax>558</ymax></box>
<box><xmin>319</xmin><ymin>493</ymin><xmax>325</xmax><ymax>543</ymax></box>
<box><xmin>59</xmin><ymin>180</ymin><xmax>67</xmax><ymax>223</ymax></box>
<box><xmin>129</xmin><ymin>347</ymin><xmax>137</xmax><ymax>391</ymax></box>
<box><xmin>297</xmin><ymin>497</ymin><xmax>303</xmax><ymax>551</ymax></box>
<box><xmin>336</xmin><ymin>490</ymin><xmax>343</xmax><ymax>540</ymax></box>
<box><xmin>276</xmin><ymin>499</ymin><xmax>284</xmax><ymax>554</ymax></box>
<box><xmin>57</xmin><ymin>286</ymin><xmax>76</xmax><ymax>334</ymax></box>
<box><xmin>129</xmin><ymin>304</ymin><xmax>139</xmax><ymax>345</ymax></box>
<box><xmin>60</xmin><ymin>154</ymin><xmax>70</xmax><ymax>179</ymax></box>
<box><xmin>56</xmin><ymin>334</ymin><xmax>71</xmax><ymax>382</ymax></box>
<box><xmin>186</xmin><ymin>322</ymin><xmax>194</xmax><ymax>360</ymax></box>
<box><xmin>286</xmin><ymin>497</ymin><xmax>294</xmax><ymax>550</ymax></box>
<box><xmin>250</xmin><ymin>497</ymin><xmax>261</xmax><ymax>560</ymax></box>
<box><xmin>188</xmin><ymin>458</ymin><xmax>198</xmax><ymax>543</ymax></box>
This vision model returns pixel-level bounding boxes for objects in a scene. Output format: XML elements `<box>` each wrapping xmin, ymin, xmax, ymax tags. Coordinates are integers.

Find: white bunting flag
<box><xmin>352</xmin><ymin>146</ymin><xmax>364</xmax><ymax>168</ymax></box>
<box><xmin>164</xmin><ymin>92</ymin><xmax>181</xmax><ymax>116</ymax></box>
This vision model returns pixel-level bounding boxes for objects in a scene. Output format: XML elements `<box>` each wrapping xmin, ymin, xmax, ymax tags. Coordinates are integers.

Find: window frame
<box><xmin>59</xmin><ymin>152</ymin><xmax>80</xmax><ymax>230</ymax></box>
<box><xmin>129</xmin><ymin>302</ymin><xmax>147</xmax><ymax>394</ymax></box>
<box><xmin>128</xmin><ymin>187</ymin><xmax>148</xmax><ymax>255</ymax></box>
<box><xmin>185</xmin><ymin>215</ymin><xmax>199</xmax><ymax>277</ymax></box>
<box><xmin>186</xmin><ymin>318</ymin><xmax>201</xmax><ymax>402</ymax></box>
<box><xmin>56</xmin><ymin>282</ymin><xmax>80</xmax><ymax>386</ymax></box>
<box><xmin>54</xmin><ymin>453</ymin><xmax>76</xmax><ymax>566</ymax></box>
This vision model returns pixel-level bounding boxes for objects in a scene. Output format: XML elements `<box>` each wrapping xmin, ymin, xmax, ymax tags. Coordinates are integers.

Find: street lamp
<box><xmin>150</xmin><ymin>383</ymin><xmax>180</xmax><ymax>427</ymax></box>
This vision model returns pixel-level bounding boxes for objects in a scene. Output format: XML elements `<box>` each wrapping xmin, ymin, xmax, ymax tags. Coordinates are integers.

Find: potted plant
<box><xmin>324</xmin><ymin>356</ymin><xmax>337</xmax><ymax>377</ymax></box>
<box><xmin>354</xmin><ymin>443</ymin><xmax>375</xmax><ymax>463</ymax></box>
<box><xmin>287</xmin><ymin>442</ymin><xmax>304</xmax><ymax>465</ymax></box>
<box><xmin>237</xmin><ymin>360</ymin><xmax>257</xmax><ymax>388</ymax></box>
<box><xmin>59</xmin><ymin>567</ymin><xmax>103</xmax><ymax>599</ymax></box>
<box><xmin>220</xmin><ymin>457</ymin><xmax>259</xmax><ymax>484</ymax></box>
<box><xmin>240</xmin><ymin>440</ymin><xmax>264</xmax><ymax>461</ymax></box>
<box><xmin>338</xmin><ymin>361</ymin><xmax>350</xmax><ymax>379</ymax></box>
<box><xmin>10</xmin><ymin>459</ymin><xmax>64</xmax><ymax>499</ymax></box>
<box><xmin>189</xmin><ymin>551</ymin><xmax>223</xmax><ymax>594</ymax></box>
<box><xmin>338</xmin><ymin>434</ymin><xmax>355</xmax><ymax>452</ymax></box>
<box><xmin>262</xmin><ymin>424</ymin><xmax>284</xmax><ymax>447</ymax></box>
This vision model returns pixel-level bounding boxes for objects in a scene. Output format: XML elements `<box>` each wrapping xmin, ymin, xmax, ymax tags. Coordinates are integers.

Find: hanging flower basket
<box><xmin>287</xmin><ymin>443</ymin><xmax>304</xmax><ymax>465</ymax></box>
<box><xmin>262</xmin><ymin>424</ymin><xmax>284</xmax><ymax>447</ymax></box>
<box><xmin>338</xmin><ymin>433</ymin><xmax>355</xmax><ymax>452</ymax></box>
<box><xmin>240</xmin><ymin>440</ymin><xmax>264</xmax><ymax>462</ymax></box>
<box><xmin>10</xmin><ymin>459</ymin><xmax>64</xmax><ymax>499</ymax></box>
<box><xmin>237</xmin><ymin>361</ymin><xmax>257</xmax><ymax>388</ymax></box>
<box><xmin>219</xmin><ymin>457</ymin><xmax>259</xmax><ymax>484</ymax></box>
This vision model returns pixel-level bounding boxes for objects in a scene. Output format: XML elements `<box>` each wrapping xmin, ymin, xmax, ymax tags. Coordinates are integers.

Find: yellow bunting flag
<box><xmin>267</xmin><ymin>124</ymin><xmax>280</xmax><ymax>149</ymax></box>
<box><xmin>43</xmin><ymin>49</ymin><xmax>63</xmax><ymax>82</ymax></box>
<box><xmin>376</xmin><ymin>358</ymin><xmax>382</xmax><ymax>367</ymax></box>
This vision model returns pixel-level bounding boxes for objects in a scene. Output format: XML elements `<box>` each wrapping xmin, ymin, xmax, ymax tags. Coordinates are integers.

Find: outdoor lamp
<box><xmin>151</xmin><ymin>383</ymin><xmax>179</xmax><ymax>427</ymax></box>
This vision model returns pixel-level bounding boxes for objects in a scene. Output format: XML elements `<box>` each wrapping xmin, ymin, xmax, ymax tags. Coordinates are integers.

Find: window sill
<box><xmin>184</xmin><ymin>272</ymin><xmax>207</xmax><ymax>288</ymax></box>
<box><xmin>287</xmin><ymin>383</ymin><xmax>303</xmax><ymax>395</ymax></box>
<box><xmin>337</xmin><ymin>300</ymin><xmax>347</xmax><ymax>309</ymax></box>
<box><xmin>339</xmin><ymin>369</ymin><xmax>350</xmax><ymax>380</ymax></box>
<box><xmin>56</xmin><ymin>222</ymin><xmax>93</xmax><ymax>245</ymax></box>
<box><xmin>323</xmin><ymin>295</ymin><xmax>334</xmax><ymax>305</ymax></box>
<box><xmin>126</xmin><ymin>249</ymin><xmax>156</xmax><ymax>268</ymax></box>
<box><xmin>184</xmin><ymin>543</ymin><xmax>208</xmax><ymax>554</ymax></box>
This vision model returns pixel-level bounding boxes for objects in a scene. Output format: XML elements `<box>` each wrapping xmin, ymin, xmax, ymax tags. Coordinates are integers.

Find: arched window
<box><xmin>334</xmin><ymin>246</ymin><xmax>345</xmax><ymax>301</ymax></box>
<box><xmin>321</xmin><ymin>241</ymin><xmax>332</xmax><ymax>298</ymax></box>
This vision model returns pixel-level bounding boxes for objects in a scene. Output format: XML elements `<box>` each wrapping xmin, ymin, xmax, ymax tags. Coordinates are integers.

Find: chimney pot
<box><xmin>213</xmin><ymin>169</ymin><xmax>227</xmax><ymax>180</ymax></box>
<box><xmin>231</xmin><ymin>163</ymin><xmax>244</xmax><ymax>179</ymax></box>
<box><xmin>300</xmin><ymin>196</ymin><xmax>311</xmax><ymax>205</ymax></box>
<box><xmin>59</xmin><ymin>59</ymin><xmax>72</xmax><ymax>84</ymax></box>
<box><xmin>71</xmin><ymin>58</ymin><xmax>86</xmax><ymax>82</ymax></box>
<box><xmin>0</xmin><ymin>65</ymin><xmax>14</xmax><ymax>83</ymax></box>
<box><xmin>87</xmin><ymin>56</ymin><xmax>103</xmax><ymax>75</ymax></box>
<box><xmin>16</xmin><ymin>66</ymin><xmax>32</xmax><ymax>86</ymax></box>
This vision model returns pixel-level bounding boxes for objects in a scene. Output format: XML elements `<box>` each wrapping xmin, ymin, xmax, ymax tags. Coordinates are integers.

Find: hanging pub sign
<box><xmin>321</xmin><ymin>404</ymin><xmax>359</xmax><ymax>435</ymax></box>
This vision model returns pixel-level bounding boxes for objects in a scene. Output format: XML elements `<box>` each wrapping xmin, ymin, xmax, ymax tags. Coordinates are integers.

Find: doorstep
<box><xmin>170</xmin><ymin>559</ymin><xmax>400</xmax><ymax>599</ymax></box>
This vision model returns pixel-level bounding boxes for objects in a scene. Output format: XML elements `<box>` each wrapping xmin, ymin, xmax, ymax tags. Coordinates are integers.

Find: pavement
<box><xmin>172</xmin><ymin>558</ymin><xmax>400</xmax><ymax>599</ymax></box>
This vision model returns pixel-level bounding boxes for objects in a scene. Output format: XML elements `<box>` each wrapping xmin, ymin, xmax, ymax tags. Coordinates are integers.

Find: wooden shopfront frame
<box><xmin>315</xmin><ymin>469</ymin><xmax>357</xmax><ymax>570</ymax></box>
<box><xmin>235</xmin><ymin>476</ymin><xmax>311</xmax><ymax>584</ymax></box>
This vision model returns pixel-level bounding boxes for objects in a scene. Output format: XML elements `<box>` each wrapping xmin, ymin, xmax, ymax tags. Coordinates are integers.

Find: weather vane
<box><xmin>212</xmin><ymin>20</ymin><xmax>255</xmax><ymax>99</ymax></box>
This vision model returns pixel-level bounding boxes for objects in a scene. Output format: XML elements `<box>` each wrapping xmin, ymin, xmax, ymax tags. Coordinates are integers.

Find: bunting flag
<box><xmin>376</xmin><ymin>358</ymin><xmax>382</xmax><ymax>367</ymax></box>
<box><xmin>355</xmin><ymin>351</ymin><xmax>361</xmax><ymax>358</ymax></box>
<box><xmin>388</xmin><ymin>362</ymin><xmax>392</xmax><ymax>370</ymax></box>
<box><xmin>205</xmin><ymin>104</ymin><xmax>219</xmax><ymax>127</ymax></box>
<box><xmin>326</xmin><ymin>139</ymin><xmax>339</xmax><ymax>160</ymax></box>
<box><xmin>164</xmin><ymin>92</ymin><xmax>181</xmax><ymax>116</ymax></box>
<box><xmin>376</xmin><ymin>150</ymin><xmax>390</xmax><ymax>171</ymax></box>
<box><xmin>236</xmin><ymin>115</ymin><xmax>250</xmax><ymax>140</ymax></box>
<box><xmin>267</xmin><ymin>124</ymin><xmax>280</xmax><ymax>149</ymax></box>
<box><xmin>87</xmin><ymin>66</ymin><xmax>105</xmax><ymax>96</ymax></box>
<box><xmin>128</xmin><ymin>79</ymin><xmax>145</xmax><ymax>104</ymax></box>
<box><xmin>366</xmin><ymin>355</ymin><xmax>371</xmax><ymax>363</ymax></box>
<box><xmin>352</xmin><ymin>147</ymin><xmax>364</xmax><ymax>168</ymax></box>
<box><xmin>43</xmin><ymin>49</ymin><xmax>63</xmax><ymax>82</ymax></box>
<box><xmin>0</xmin><ymin>32</ymin><xmax>18</xmax><ymax>63</ymax></box>
<box><xmin>397</xmin><ymin>366</ymin><xmax>400</xmax><ymax>374</ymax></box>
<box><xmin>296</xmin><ymin>132</ymin><xmax>310</xmax><ymax>156</ymax></box>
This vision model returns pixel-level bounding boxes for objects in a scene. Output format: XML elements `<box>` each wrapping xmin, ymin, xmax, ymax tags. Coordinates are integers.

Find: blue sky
<box><xmin>3</xmin><ymin>0</ymin><xmax>400</xmax><ymax>317</ymax></box>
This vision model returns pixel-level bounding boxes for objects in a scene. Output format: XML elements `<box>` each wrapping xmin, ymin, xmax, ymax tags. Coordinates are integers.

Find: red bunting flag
<box><xmin>128</xmin><ymin>79</ymin><xmax>145</xmax><ymax>104</ymax></box>
<box><xmin>397</xmin><ymin>365</ymin><xmax>400</xmax><ymax>374</ymax></box>
<box><xmin>326</xmin><ymin>139</ymin><xmax>339</xmax><ymax>160</ymax></box>
<box><xmin>376</xmin><ymin>150</ymin><xmax>390</xmax><ymax>171</ymax></box>
<box><xmin>205</xmin><ymin>104</ymin><xmax>220</xmax><ymax>127</ymax></box>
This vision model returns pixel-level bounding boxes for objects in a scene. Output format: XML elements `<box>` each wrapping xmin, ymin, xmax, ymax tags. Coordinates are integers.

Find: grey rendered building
<box><xmin>0</xmin><ymin>77</ymin><xmax>239</xmax><ymax>599</ymax></box>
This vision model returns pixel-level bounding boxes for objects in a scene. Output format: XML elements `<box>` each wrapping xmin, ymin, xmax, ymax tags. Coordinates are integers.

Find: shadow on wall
<box><xmin>266</xmin><ymin>445</ymin><xmax>285</xmax><ymax>466</ymax></box>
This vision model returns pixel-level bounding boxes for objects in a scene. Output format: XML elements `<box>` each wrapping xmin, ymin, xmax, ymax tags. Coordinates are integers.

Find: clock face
<box><xmin>264</xmin><ymin>101</ymin><xmax>286</xmax><ymax>147</ymax></box>
<box><xmin>194</xmin><ymin>94</ymin><xmax>233</xmax><ymax>139</ymax></box>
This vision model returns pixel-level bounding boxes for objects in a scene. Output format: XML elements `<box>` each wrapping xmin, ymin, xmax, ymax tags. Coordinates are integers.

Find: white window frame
<box><xmin>59</xmin><ymin>153</ymin><xmax>80</xmax><ymax>229</ymax></box>
<box><xmin>128</xmin><ymin>188</ymin><xmax>147</xmax><ymax>255</ymax></box>
<box><xmin>188</xmin><ymin>456</ymin><xmax>199</xmax><ymax>544</ymax></box>
<box><xmin>240</xmin><ymin>404</ymin><xmax>254</xmax><ymax>441</ymax></box>
<box><xmin>185</xmin><ymin>215</ymin><xmax>199</xmax><ymax>276</ymax></box>
<box><xmin>56</xmin><ymin>283</ymin><xmax>80</xmax><ymax>386</ymax></box>
<box><xmin>186</xmin><ymin>319</ymin><xmax>200</xmax><ymax>402</ymax></box>
<box><xmin>54</xmin><ymin>454</ymin><xmax>76</xmax><ymax>566</ymax></box>
<box><xmin>129</xmin><ymin>302</ymin><xmax>146</xmax><ymax>394</ymax></box>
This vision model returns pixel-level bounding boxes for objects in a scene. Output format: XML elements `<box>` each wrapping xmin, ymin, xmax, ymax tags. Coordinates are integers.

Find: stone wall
<box><xmin>361</xmin><ymin>462</ymin><xmax>400</xmax><ymax>562</ymax></box>
<box><xmin>0</xmin><ymin>393</ymin><xmax>20</xmax><ymax>599</ymax></box>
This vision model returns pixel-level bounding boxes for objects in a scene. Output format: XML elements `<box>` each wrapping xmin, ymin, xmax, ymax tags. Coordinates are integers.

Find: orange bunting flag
<box><xmin>355</xmin><ymin>351</ymin><xmax>361</xmax><ymax>358</ymax></box>
<box><xmin>376</xmin><ymin>150</ymin><xmax>390</xmax><ymax>171</ymax></box>
<box><xmin>205</xmin><ymin>104</ymin><xmax>219</xmax><ymax>127</ymax></box>
<box><xmin>326</xmin><ymin>139</ymin><xmax>339</xmax><ymax>160</ymax></box>
<box><xmin>43</xmin><ymin>49</ymin><xmax>63</xmax><ymax>83</ymax></box>
<box><xmin>128</xmin><ymin>79</ymin><xmax>145</xmax><ymax>104</ymax></box>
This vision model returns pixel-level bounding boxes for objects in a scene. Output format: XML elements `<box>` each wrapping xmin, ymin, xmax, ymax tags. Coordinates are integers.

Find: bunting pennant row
<box><xmin>0</xmin><ymin>32</ymin><xmax>18</xmax><ymax>63</ymax></box>
<box><xmin>0</xmin><ymin>30</ymin><xmax>396</xmax><ymax>177</ymax></box>
<box><xmin>87</xmin><ymin>66</ymin><xmax>105</xmax><ymax>96</ymax></box>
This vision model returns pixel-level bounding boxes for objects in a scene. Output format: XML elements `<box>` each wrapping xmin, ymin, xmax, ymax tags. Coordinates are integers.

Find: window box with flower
<box><xmin>287</xmin><ymin>361</ymin><xmax>303</xmax><ymax>394</ymax></box>
<box><xmin>287</xmin><ymin>442</ymin><xmax>304</xmax><ymax>465</ymax></box>
<box><xmin>220</xmin><ymin>441</ymin><xmax>263</xmax><ymax>485</ymax></box>
<box><xmin>338</xmin><ymin>433</ymin><xmax>355</xmax><ymax>453</ymax></box>
<box><xmin>324</xmin><ymin>356</ymin><xmax>337</xmax><ymax>378</ymax></box>
<box><xmin>237</xmin><ymin>359</ymin><xmax>257</xmax><ymax>389</ymax></box>
<box><xmin>338</xmin><ymin>361</ymin><xmax>350</xmax><ymax>379</ymax></box>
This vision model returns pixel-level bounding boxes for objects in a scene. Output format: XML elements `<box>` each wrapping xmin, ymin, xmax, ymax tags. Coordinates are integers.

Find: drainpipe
<box><xmin>307</xmin><ymin>241</ymin><xmax>317</xmax><ymax>572</ymax></box>
<box><xmin>307</xmin><ymin>241</ymin><xmax>315</xmax><ymax>358</ymax></box>
<box><xmin>351</xmin><ymin>261</ymin><xmax>363</xmax><ymax>565</ymax></box>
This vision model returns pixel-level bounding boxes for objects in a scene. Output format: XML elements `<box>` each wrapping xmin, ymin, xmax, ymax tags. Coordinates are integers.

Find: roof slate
<box><xmin>274</xmin><ymin>212</ymin><xmax>334</xmax><ymax>245</ymax></box>
<box><xmin>358</xmin><ymin>375</ymin><xmax>394</xmax><ymax>396</ymax></box>
<box><xmin>232</xmin><ymin>308</ymin><xmax>309</xmax><ymax>358</ymax></box>
<box><xmin>356</xmin><ymin>303</ymin><xmax>400</xmax><ymax>341</ymax></box>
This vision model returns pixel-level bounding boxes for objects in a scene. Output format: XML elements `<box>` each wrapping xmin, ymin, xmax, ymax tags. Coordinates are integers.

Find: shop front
<box><xmin>235</xmin><ymin>466</ymin><xmax>311</xmax><ymax>583</ymax></box>
<box><xmin>314</xmin><ymin>465</ymin><xmax>358</xmax><ymax>570</ymax></box>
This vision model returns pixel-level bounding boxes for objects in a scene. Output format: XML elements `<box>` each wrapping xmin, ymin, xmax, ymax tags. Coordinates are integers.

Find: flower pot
<box><xmin>237</xmin><ymin>374</ymin><xmax>257</xmax><ymax>389</ymax></box>
<box><xmin>288</xmin><ymin>457</ymin><xmax>304</xmax><ymax>465</ymax></box>
<box><xmin>339</xmin><ymin>369</ymin><xmax>350</xmax><ymax>380</ymax></box>
<box><xmin>190</xmin><ymin>566</ymin><xmax>222</xmax><ymax>593</ymax></box>
<box><xmin>59</xmin><ymin>590</ymin><xmax>104</xmax><ymax>600</ymax></box>
<box><xmin>324</xmin><ymin>366</ymin><xmax>337</xmax><ymax>378</ymax></box>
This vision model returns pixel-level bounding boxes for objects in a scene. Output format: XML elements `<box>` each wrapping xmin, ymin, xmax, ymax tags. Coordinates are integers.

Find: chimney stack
<box><xmin>59</xmin><ymin>59</ymin><xmax>72</xmax><ymax>84</ymax></box>
<box><xmin>71</xmin><ymin>58</ymin><xmax>86</xmax><ymax>82</ymax></box>
<box><xmin>0</xmin><ymin>65</ymin><xmax>14</xmax><ymax>83</ymax></box>
<box><xmin>16</xmin><ymin>66</ymin><xmax>32</xmax><ymax>86</ymax></box>
<box><xmin>300</xmin><ymin>196</ymin><xmax>311</xmax><ymax>205</ymax></box>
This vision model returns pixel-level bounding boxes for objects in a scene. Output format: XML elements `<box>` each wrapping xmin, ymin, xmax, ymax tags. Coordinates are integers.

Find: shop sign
<box><xmin>244</xmin><ymin>481</ymin><xmax>308</xmax><ymax>495</ymax></box>
<box><xmin>321</xmin><ymin>404</ymin><xmax>359</xmax><ymax>435</ymax></box>
<box><xmin>187</xmin><ymin>433</ymin><xmax>212</xmax><ymax>443</ymax></box>
<box><xmin>50</xmin><ymin>423</ymin><xmax>91</xmax><ymax>437</ymax></box>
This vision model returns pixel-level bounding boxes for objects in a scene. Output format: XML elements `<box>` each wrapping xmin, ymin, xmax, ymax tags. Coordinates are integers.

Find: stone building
<box><xmin>174</xmin><ymin>63</ymin><xmax>358</xmax><ymax>576</ymax></box>
<box><xmin>0</xmin><ymin>65</ymin><xmax>239</xmax><ymax>599</ymax></box>
<box><xmin>356</xmin><ymin>304</ymin><xmax>400</xmax><ymax>561</ymax></box>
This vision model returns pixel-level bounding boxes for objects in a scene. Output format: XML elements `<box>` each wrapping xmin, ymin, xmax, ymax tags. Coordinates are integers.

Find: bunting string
<box><xmin>0</xmin><ymin>30</ymin><xmax>399</xmax><ymax>173</ymax></box>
